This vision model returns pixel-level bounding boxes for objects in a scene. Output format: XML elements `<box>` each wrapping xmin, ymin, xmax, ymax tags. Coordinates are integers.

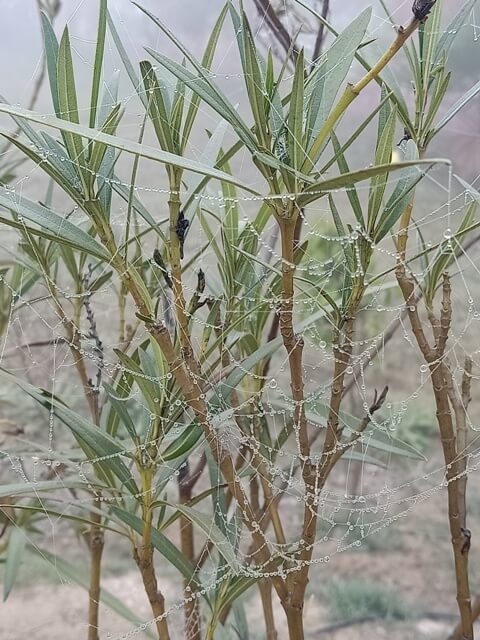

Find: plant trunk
<box><xmin>87</xmin><ymin>507</ymin><xmax>104</xmax><ymax>640</ymax></box>
<box><xmin>259</xmin><ymin>579</ymin><xmax>278</xmax><ymax>640</ymax></box>
<box><xmin>134</xmin><ymin>543</ymin><xmax>171</xmax><ymax>640</ymax></box>
<box><xmin>430</xmin><ymin>366</ymin><xmax>473</xmax><ymax>639</ymax></box>
<box><xmin>284</xmin><ymin>603</ymin><xmax>305</xmax><ymax>640</ymax></box>
<box><xmin>396</xmin><ymin>268</ymin><xmax>473</xmax><ymax>639</ymax></box>
<box><xmin>179</xmin><ymin>465</ymin><xmax>201</xmax><ymax>640</ymax></box>
<box><xmin>278</xmin><ymin>216</ymin><xmax>315</xmax><ymax>610</ymax></box>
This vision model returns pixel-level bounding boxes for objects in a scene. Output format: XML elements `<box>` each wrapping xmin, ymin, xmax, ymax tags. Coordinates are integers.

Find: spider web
<box><xmin>1</xmin><ymin>1</ymin><xmax>480</xmax><ymax>639</ymax></box>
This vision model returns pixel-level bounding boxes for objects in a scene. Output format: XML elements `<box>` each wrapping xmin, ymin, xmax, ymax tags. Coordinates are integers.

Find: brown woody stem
<box><xmin>134</xmin><ymin>468</ymin><xmax>171</xmax><ymax>640</ymax></box>
<box><xmin>178</xmin><ymin>464</ymin><xmax>201</xmax><ymax>640</ymax></box>
<box><xmin>397</xmin><ymin>265</ymin><xmax>473</xmax><ymax>638</ymax></box>
<box><xmin>277</xmin><ymin>215</ymin><xmax>314</xmax><ymax>635</ymax></box>
<box><xmin>87</xmin><ymin>505</ymin><xmax>104</xmax><ymax>640</ymax></box>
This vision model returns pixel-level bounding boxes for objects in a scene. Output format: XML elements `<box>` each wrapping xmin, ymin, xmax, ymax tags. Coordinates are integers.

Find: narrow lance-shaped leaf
<box><xmin>89</xmin><ymin>0</ymin><xmax>107</xmax><ymax>129</ymax></box>
<box><xmin>181</xmin><ymin>4</ymin><xmax>228</xmax><ymax>152</ymax></box>
<box><xmin>57</xmin><ymin>27</ymin><xmax>89</xmax><ymax>195</ymax></box>
<box><xmin>111</xmin><ymin>507</ymin><xmax>203</xmax><ymax>591</ymax></box>
<box><xmin>424</xmin><ymin>200</ymin><xmax>476</xmax><ymax>304</ymax></box>
<box><xmin>40</xmin><ymin>12</ymin><xmax>60</xmax><ymax>116</ymax></box>
<box><xmin>4</xmin><ymin>528</ymin><xmax>27</xmax><ymax>601</ymax></box>
<box><xmin>304</xmin><ymin>8</ymin><xmax>372</xmax><ymax>168</ymax></box>
<box><xmin>298</xmin><ymin>156</ymin><xmax>444</xmax><ymax>208</ymax></box>
<box><xmin>89</xmin><ymin>102</ymin><xmax>122</xmax><ymax>179</ymax></box>
<box><xmin>287</xmin><ymin>48</ymin><xmax>305</xmax><ymax>177</ymax></box>
<box><xmin>374</xmin><ymin>140</ymin><xmax>423</xmax><ymax>242</ymax></box>
<box><xmin>0</xmin><ymin>479</ymin><xmax>103</xmax><ymax>499</ymax></box>
<box><xmin>431</xmin><ymin>79</ymin><xmax>480</xmax><ymax>139</ymax></box>
<box><xmin>330</xmin><ymin>132</ymin><xmax>364</xmax><ymax>227</ymax></box>
<box><xmin>140</xmin><ymin>60</ymin><xmax>174</xmax><ymax>153</ymax></box>
<box><xmin>0</xmin><ymin>369</ymin><xmax>138</xmax><ymax>495</ymax></box>
<box><xmin>0</xmin><ymin>187</ymin><xmax>109</xmax><ymax>260</ymax></box>
<box><xmin>239</xmin><ymin>8</ymin><xmax>269</xmax><ymax>148</ymax></box>
<box><xmin>145</xmin><ymin>48</ymin><xmax>259</xmax><ymax>154</ymax></box>
<box><xmin>367</xmin><ymin>107</ymin><xmax>397</xmax><ymax>232</ymax></box>
<box><xmin>295</xmin><ymin>0</ymin><xmax>411</xmax><ymax>132</ymax></box>
<box><xmin>103</xmin><ymin>382</ymin><xmax>138</xmax><ymax>443</ymax></box>
<box><xmin>0</xmin><ymin>103</ymin><xmax>259</xmax><ymax>193</ymax></box>
<box><xmin>433</xmin><ymin>0</ymin><xmax>478</xmax><ymax>66</ymax></box>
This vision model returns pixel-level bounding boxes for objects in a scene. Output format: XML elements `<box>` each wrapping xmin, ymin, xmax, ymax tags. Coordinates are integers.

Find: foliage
<box><xmin>0</xmin><ymin>1</ymin><xmax>479</xmax><ymax>639</ymax></box>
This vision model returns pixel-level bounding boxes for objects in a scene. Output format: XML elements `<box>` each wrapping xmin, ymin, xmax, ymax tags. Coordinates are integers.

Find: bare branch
<box><xmin>311</xmin><ymin>0</ymin><xmax>330</xmax><ymax>69</ymax></box>
<box><xmin>252</xmin><ymin>0</ymin><xmax>299</xmax><ymax>65</ymax></box>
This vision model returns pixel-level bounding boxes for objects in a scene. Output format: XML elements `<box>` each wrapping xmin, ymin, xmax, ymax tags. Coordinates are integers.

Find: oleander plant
<box><xmin>1</xmin><ymin>1</ymin><xmax>480</xmax><ymax>639</ymax></box>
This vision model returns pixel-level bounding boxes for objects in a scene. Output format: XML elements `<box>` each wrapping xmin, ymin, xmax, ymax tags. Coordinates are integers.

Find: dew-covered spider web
<box><xmin>1</xmin><ymin>1</ymin><xmax>480</xmax><ymax>638</ymax></box>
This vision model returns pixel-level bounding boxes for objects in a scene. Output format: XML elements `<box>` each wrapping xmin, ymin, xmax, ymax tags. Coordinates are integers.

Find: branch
<box><xmin>311</xmin><ymin>0</ymin><xmax>330</xmax><ymax>68</ymax></box>
<box><xmin>252</xmin><ymin>0</ymin><xmax>299</xmax><ymax>65</ymax></box>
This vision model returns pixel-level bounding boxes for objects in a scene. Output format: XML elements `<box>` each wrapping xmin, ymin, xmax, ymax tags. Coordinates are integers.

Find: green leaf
<box><xmin>328</xmin><ymin>194</ymin><xmax>354</xmax><ymax>272</ymax></box>
<box><xmin>0</xmin><ymin>103</ymin><xmax>258</xmax><ymax>193</ymax></box>
<box><xmin>0</xmin><ymin>479</ymin><xmax>102</xmax><ymax>498</ymax></box>
<box><xmin>433</xmin><ymin>0</ymin><xmax>478</xmax><ymax>66</ymax></box>
<box><xmin>287</xmin><ymin>49</ymin><xmax>305</xmax><ymax>175</ymax></box>
<box><xmin>162</xmin><ymin>423</ymin><xmax>203</xmax><ymax>461</ymax></box>
<box><xmin>295</xmin><ymin>0</ymin><xmax>411</xmax><ymax>132</ymax></box>
<box><xmin>367</xmin><ymin>107</ymin><xmax>397</xmax><ymax>232</ymax></box>
<box><xmin>89</xmin><ymin>103</ymin><xmax>122</xmax><ymax>179</ymax></box>
<box><xmin>40</xmin><ymin>131</ymin><xmax>83</xmax><ymax>192</ymax></box>
<box><xmin>330</xmin><ymin>132</ymin><xmax>364</xmax><ymax>226</ymax></box>
<box><xmin>106</xmin><ymin>10</ymin><xmax>147</xmax><ymax>109</ymax></box>
<box><xmin>374</xmin><ymin>140</ymin><xmax>422</xmax><ymax>242</ymax></box>
<box><xmin>113</xmin><ymin>348</ymin><xmax>160</xmax><ymax>418</ymax></box>
<box><xmin>40</xmin><ymin>12</ymin><xmax>60</xmax><ymax>116</ymax></box>
<box><xmin>211</xmin><ymin>308</ymin><xmax>328</xmax><ymax>407</ymax></box>
<box><xmin>273</xmin><ymin>397</ymin><xmax>425</xmax><ymax>460</ymax></box>
<box><xmin>305</xmin><ymin>8</ymin><xmax>372</xmax><ymax>164</ymax></box>
<box><xmin>172</xmin><ymin>504</ymin><xmax>241</xmax><ymax>572</ymax></box>
<box><xmin>431</xmin><ymin>79</ymin><xmax>480</xmax><ymax>139</ymax></box>
<box><xmin>239</xmin><ymin>9</ymin><xmax>269</xmax><ymax>148</ymax></box>
<box><xmin>299</xmin><ymin>156</ymin><xmax>443</xmax><ymax>207</ymax></box>
<box><xmin>4</xmin><ymin>527</ymin><xmax>27</xmax><ymax>601</ymax></box>
<box><xmin>57</xmin><ymin>27</ymin><xmax>89</xmax><ymax>194</ymax></box>
<box><xmin>181</xmin><ymin>5</ymin><xmax>228</xmax><ymax>152</ymax></box>
<box><xmin>89</xmin><ymin>0</ymin><xmax>107</xmax><ymax>129</ymax></box>
<box><xmin>0</xmin><ymin>369</ymin><xmax>138</xmax><ymax>495</ymax></box>
<box><xmin>103</xmin><ymin>382</ymin><xmax>138</xmax><ymax>443</ymax></box>
<box><xmin>140</xmin><ymin>60</ymin><xmax>174</xmax><ymax>153</ymax></box>
<box><xmin>425</xmin><ymin>199</ymin><xmax>476</xmax><ymax>304</ymax></box>
<box><xmin>0</xmin><ymin>187</ymin><xmax>109</xmax><ymax>260</ymax></box>
<box><xmin>145</xmin><ymin>48</ymin><xmax>258</xmax><ymax>154</ymax></box>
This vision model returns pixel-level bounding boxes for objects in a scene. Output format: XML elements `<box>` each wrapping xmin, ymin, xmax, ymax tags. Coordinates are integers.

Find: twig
<box><xmin>311</xmin><ymin>0</ymin><xmax>330</xmax><ymax>69</ymax></box>
<box><xmin>252</xmin><ymin>0</ymin><xmax>300</xmax><ymax>65</ymax></box>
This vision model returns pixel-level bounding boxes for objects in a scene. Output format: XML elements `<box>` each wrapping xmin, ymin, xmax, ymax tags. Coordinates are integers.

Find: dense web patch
<box><xmin>1</xmin><ymin>1</ymin><xmax>480</xmax><ymax>638</ymax></box>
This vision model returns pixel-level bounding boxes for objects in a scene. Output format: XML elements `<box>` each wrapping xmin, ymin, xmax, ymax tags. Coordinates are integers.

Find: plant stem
<box><xmin>259</xmin><ymin>579</ymin><xmax>278</xmax><ymax>640</ymax></box>
<box><xmin>277</xmin><ymin>214</ymin><xmax>312</xmax><ymax>636</ymax></box>
<box><xmin>87</xmin><ymin>505</ymin><xmax>104</xmax><ymax>640</ymax></box>
<box><xmin>134</xmin><ymin>468</ymin><xmax>171</xmax><ymax>640</ymax></box>
<box><xmin>178</xmin><ymin>464</ymin><xmax>201</xmax><ymax>640</ymax></box>
<box><xmin>396</xmin><ymin>267</ymin><xmax>473</xmax><ymax>638</ymax></box>
<box><xmin>168</xmin><ymin>182</ymin><xmax>198</xmax><ymax>375</ymax></box>
<box><xmin>284</xmin><ymin>605</ymin><xmax>305</xmax><ymax>640</ymax></box>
